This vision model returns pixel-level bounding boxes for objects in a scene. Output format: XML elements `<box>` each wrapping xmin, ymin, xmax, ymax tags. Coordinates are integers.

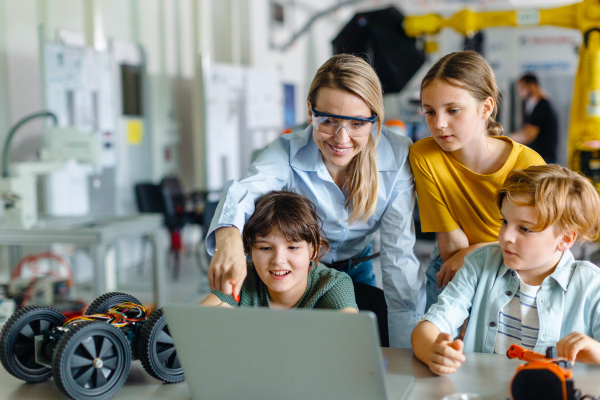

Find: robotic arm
<box><xmin>403</xmin><ymin>4</ymin><xmax>580</xmax><ymax>38</ymax></box>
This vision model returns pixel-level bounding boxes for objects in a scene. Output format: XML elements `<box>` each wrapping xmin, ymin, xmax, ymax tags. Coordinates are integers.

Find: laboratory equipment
<box><xmin>0</xmin><ymin>111</ymin><xmax>101</xmax><ymax>228</ymax></box>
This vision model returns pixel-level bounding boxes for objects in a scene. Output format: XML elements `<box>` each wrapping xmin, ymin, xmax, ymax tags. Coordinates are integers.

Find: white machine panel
<box><xmin>204</xmin><ymin>62</ymin><xmax>244</xmax><ymax>190</ymax></box>
<box><xmin>42</xmin><ymin>43</ymin><xmax>117</xmax><ymax>217</ymax></box>
<box><xmin>202</xmin><ymin>61</ymin><xmax>284</xmax><ymax>190</ymax></box>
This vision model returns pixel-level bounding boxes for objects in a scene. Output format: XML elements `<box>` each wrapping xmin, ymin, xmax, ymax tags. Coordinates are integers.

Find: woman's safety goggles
<box><xmin>311</xmin><ymin>106</ymin><xmax>378</xmax><ymax>137</ymax></box>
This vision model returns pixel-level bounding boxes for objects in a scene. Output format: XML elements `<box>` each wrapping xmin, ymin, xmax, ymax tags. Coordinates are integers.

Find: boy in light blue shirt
<box><xmin>412</xmin><ymin>165</ymin><xmax>600</xmax><ymax>375</ymax></box>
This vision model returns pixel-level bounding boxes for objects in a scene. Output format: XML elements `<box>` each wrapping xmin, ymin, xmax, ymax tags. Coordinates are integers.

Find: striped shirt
<box><xmin>422</xmin><ymin>246</ymin><xmax>600</xmax><ymax>354</ymax></box>
<box><xmin>494</xmin><ymin>275</ymin><xmax>541</xmax><ymax>354</ymax></box>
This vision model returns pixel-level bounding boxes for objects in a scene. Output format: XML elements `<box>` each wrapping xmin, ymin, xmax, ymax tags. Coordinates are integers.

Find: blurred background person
<box><xmin>510</xmin><ymin>73</ymin><xmax>559</xmax><ymax>164</ymax></box>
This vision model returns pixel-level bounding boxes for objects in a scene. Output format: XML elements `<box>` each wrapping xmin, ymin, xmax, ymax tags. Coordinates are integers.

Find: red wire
<box><xmin>11</xmin><ymin>252</ymin><xmax>74</xmax><ymax>307</ymax></box>
<box><xmin>11</xmin><ymin>252</ymin><xmax>73</xmax><ymax>281</ymax></box>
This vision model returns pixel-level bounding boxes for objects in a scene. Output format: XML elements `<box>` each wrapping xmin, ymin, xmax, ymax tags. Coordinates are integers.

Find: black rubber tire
<box><xmin>0</xmin><ymin>305</ymin><xmax>65</xmax><ymax>382</ymax></box>
<box><xmin>138</xmin><ymin>308</ymin><xmax>184</xmax><ymax>383</ymax></box>
<box><xmin>85</xmin><ymin>292</ymin><xmax>142</xmax><ymax>315</ymax></box>
<box><xmin>52</xmin><ymin>321</ymin><xmax>131</xmax><ymax>400</ymax></box>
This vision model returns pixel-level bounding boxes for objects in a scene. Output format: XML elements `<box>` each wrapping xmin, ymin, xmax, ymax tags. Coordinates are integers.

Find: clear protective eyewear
<box><xmin>311</xmin><ymin>106</ymin><xmax>378</xmax><ymax>137</ymax></box>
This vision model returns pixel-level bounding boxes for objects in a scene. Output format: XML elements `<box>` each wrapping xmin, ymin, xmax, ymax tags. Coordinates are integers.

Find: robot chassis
<box><xmin>0</xmin><ymin>292</ymin><xmax>184</xmax><ymax>400</ymax></box>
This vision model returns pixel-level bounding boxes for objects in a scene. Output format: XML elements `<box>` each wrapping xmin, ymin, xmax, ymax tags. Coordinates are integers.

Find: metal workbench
<box><xmin>0</xmin><ymin>214</ymin><xmax>167</xmax><ymax>307</ymax></box>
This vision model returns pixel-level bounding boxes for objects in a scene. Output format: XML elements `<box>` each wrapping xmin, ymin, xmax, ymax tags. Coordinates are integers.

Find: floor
<box><xmin>113</xmin><ymin>243</ymin><xmax>211</xmax><ymax>307</ymax></box>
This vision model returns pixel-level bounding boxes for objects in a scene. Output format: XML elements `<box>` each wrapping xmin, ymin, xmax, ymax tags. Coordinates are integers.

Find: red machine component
<box><xmin>9</xmin><ymin>252</ymin><xmax>76</xmax><ymax>308</ymax></box>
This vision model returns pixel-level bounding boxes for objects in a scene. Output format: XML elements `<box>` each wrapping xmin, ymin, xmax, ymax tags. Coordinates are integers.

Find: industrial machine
<box><xmin>0</xmin><ymin>110</ymin><xmax>101</xmax><ymax>228</ymax></box>
<box><xmin>403</xmin><ymin>0</ymin><xmax>600</xmax><ymax>189</ymax></box>
<box><xmin>0</xmin><ymin>292</ymin><xmax>184</xmax><ymax>400</ymax></box>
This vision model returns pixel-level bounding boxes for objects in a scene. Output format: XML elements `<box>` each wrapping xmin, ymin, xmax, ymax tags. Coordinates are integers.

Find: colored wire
<box><xmin>63</xmin><ymin>301</ymin><xmax>148</xmax><ymax>327</ymax></box>
<box><xmin>11</xmin><ymin>252</ymin><xmax>74</xmax><ymax>308</ymax></box>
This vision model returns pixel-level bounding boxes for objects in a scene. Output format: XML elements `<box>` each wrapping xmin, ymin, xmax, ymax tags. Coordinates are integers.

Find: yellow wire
<box><xmin>63</xmin><ymin>301</ymin><xmax>148</xmax><ymax>327</ymax></box>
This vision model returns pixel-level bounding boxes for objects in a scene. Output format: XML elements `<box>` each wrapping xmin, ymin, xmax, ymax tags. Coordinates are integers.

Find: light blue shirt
<box><xmin>206</xmin><ymin>126</ymin><xmax>426</xmax><ymax>348</ymax></box>
<box><xmin>423</xmin><ymin>244</ymin><xmax>600</xmax><ymax>353</ymax></box>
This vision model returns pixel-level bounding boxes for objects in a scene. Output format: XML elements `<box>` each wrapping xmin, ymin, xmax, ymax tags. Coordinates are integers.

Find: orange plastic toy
<box><xmin>507</xmin><ymin>344</ymin><xmax>580</xmax><ymax>400</ymax></box>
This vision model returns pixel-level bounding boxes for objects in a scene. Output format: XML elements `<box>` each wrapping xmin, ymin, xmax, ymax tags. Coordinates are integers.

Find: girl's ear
<box><xmin>481</xmin><ymin>96</ymin><xmax>494</xmax><ymax>120</ymax></box>
<box><xmin>557</xmin><ymin>230</ymin><xmax>577</xmax><ymax>252</ymax></box>
<box><xmin>307</xmin><ymin>101</ymin><xmax>313</xmax><ymax>124</ymax></box>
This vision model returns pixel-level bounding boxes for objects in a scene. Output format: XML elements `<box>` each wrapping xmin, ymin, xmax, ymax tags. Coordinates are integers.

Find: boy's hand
<box><xmin>427</xmin><ymin>333</ymin><xmax>466</xmax><ymax>375</ymax></box>
<box><xmin>557</xmin><ymin>332</ymin><xmax>600</xmax><ymax>364</ymax></box>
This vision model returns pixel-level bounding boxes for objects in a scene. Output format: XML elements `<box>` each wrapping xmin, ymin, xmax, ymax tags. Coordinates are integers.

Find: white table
<box><xmin>0</xmin><ymin>348</ymin><xmax>598</xmax><ymax>399</ymax></box>
<box><xmin>0</xmin><ymin>214</ymin><xmax>167</xmax><ymax>307</ymax></box>
<box><xmin>384</xmin><ymin>348</ymin><xmax>600</xmax><ymax>399</ymax></box>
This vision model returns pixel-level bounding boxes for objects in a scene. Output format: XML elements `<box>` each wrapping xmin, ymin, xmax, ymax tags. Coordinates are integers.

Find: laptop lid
<box><xmin>163</xmin><ymin>305</ymin><xmax>391</xmax><ymax>400</ymax></box>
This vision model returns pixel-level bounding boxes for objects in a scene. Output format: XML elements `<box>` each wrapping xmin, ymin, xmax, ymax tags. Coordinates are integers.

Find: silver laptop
<box><xmin>163</xmin><ymin>304</ymin><xmax>414</xmax><ymax>400</ymax></box>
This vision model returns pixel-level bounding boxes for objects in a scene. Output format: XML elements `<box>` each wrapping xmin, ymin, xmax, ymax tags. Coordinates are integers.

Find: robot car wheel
<box><xmin>0</xmin><ymin>305</ymin><xmax>65</xmax><ymax>382</ymax></box>
<box><xmin>138</xmin><ymin>308</ymin><xmax>185</xmax><ymax>383</ymax></box>
<box><xmin>52</xmin><ymin>320</ymin><xmax>131</xmax><ymax>400</ymax></box>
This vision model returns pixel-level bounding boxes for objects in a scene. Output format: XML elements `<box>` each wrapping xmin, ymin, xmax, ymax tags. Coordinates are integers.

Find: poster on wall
<box><xmin>516</xmin><ymin>29</ymin><xmax>580</xmax><ymax>76</ymax></box>
<box><xmin>203</xmin><ymin>62</ymin><xmax>285</xmax><ymax>189</ymax></box>
<box><xmin>245</xmin><ymin>70</ymin><xmax>284</xmax><ymax>130</ymax></box>
<box><xmin>204</xmin><ymin>63</ymin><xmax>244</xmax><ymax>191</ymax></box>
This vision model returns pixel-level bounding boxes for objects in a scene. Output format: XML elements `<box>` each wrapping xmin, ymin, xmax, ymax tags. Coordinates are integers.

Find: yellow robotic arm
<box><xmin>403</xmin><ymin>4</ymin><xmax>579</xmax><ymax>38</ymax></box>
<box><xmin>404</xmin><ymin>0</ymin><xmax>600</xmax><ymax>186</ymax></box>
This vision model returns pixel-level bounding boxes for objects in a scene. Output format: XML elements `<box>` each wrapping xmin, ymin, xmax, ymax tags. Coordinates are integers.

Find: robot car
<box><xmin>0</xmin><ymin>292</ymin><xmax>184</xmax><ymax>400</ymax></box>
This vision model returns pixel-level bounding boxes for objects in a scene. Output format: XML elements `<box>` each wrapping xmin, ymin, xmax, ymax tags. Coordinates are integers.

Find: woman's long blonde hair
<box><xmin>307</xmin><ymin>54</ymin><xmax>384</xmax><ymax>224</ymax></box>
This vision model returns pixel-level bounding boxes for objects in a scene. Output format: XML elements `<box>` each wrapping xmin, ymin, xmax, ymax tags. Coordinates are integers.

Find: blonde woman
<box><xmin>206</xmin><ymin>54</ymin><xmax>424</xmax><ymax>348</ymax></box>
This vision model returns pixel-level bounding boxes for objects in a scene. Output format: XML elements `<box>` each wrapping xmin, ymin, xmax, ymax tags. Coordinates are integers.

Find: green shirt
<box><xmin>212</xmin><ymin>262</ymin><xmax>358</xmax><ymax>310</ymax></box>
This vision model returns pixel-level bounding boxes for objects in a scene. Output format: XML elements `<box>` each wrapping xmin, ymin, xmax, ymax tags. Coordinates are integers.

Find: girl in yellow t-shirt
<box><xmin>409</xmin><ymin>51</ymin><xmax>544</xmax><ymax>310</ymax></box>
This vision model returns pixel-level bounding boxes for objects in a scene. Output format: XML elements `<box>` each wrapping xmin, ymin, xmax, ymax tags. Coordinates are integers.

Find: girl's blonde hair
<box><xmin>421</xmin><ymin>51</ymin><xmax>503</xmax><ymax>136</ymax></box>
<box><xmin>308</xmin><ymin>54</ymin><xmax>384</xmax><ymax>224</ymax></box>
<box><xmin>497</xmin><ymin>164</ymin><xmax>600</xmax><ymax>241</ymax></box>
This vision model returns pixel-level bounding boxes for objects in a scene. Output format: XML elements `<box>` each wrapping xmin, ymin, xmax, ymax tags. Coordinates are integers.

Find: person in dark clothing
<box><xmin>510</xmin><ymin>73</ymin><xmax>558</xmax><ymax>163</ymax></box>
